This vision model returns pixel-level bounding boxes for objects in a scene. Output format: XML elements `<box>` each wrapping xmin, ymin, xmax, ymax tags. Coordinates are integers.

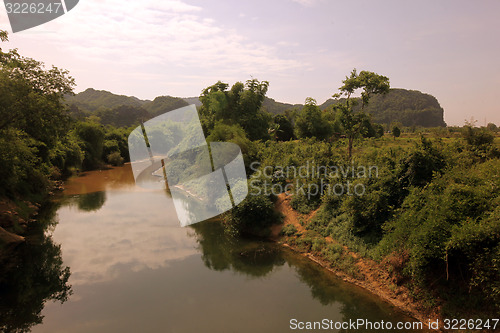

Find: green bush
<box><xmin>106</xmin><ymin>151</ymin><xmax>124</xmax><ymax>166</ymax></box>
<box><xmin>290</xmin><ymin>191</ymin><xmax>320</xmax><ymax>214</ymax></box>
<box><xmin>0</xmin><ymin>129</ymin><xmax>49</xmax><ymax>198</ymax></box>
<box><xmin>311</xmin><ymin>237</ymin><xmax>327</xmax><ymax>252</ymax></box>
<box><xmin>375</xmin><ymin>159</ymin><xmax>500</xmax><ymax>311</ymax></box>
<box><xmin>280</xmin><ymin>224</ymin><xmax>297</xmax><ymax>237</ymax></box>
<box><xmin>224</xmin><ymin>192</ymin><xmax>282</xmax><ymax>237</ymax></box>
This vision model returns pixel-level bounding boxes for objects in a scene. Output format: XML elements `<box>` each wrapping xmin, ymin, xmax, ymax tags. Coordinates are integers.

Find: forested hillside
<box><xmin>65</xmin><ymin>88</ymin><xmax>145</xmax><ymax>111</ymax></box>
<box><xmin>322</xmin><ymin>88</ymin><xmax>447</xmax><ymax>127</ymax></box>
<box><xmin>66</xmin><ymin>88</ymin><xmax>189</xmax><ymax>127</ymax></box>
<box><xmin>3</xmin><ymin>28</ymin><xmax>498</xmax><ymax>322</ymax></box>
<box><xmin>262</xmin><ymin>97</ymin><xmax>302</xmax><ymax>115</ymax></box>
<box><xmin>67</xmin><ymin>87</ymin><xmax>446</xmax><ymax>128</ymax></box>
<box><xmin>144</xmin><ymin>96</ymin><xmax>189</xmax><ymax>116</ymax></box>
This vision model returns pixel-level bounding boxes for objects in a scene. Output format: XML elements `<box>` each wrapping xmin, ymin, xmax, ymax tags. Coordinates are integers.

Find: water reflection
<box><xmin>190</xmin><ymin>220</ymin><xmax>419</xmax><ymax>332</ymax></box>
<box><xmin>72</xmin><ymin>191</ymin><xmax>107</xmax><ymax>212</ymax></box>
<box><xmin>23</xmin><ymin>166</ymin><xmax>421</xmax><ymax>333</ymax></box>
<box><xmin>190</xmin><ymin>221</ymin><xmax>285</xmax><ymax>277</ymax></box>
<box><xmin>0</xmin><ymin>203</ymin><xmax>72</xmax><ymax>333</ymax></box>
<box><xmin>52</xmin><ymin>189</ymin><xmax>197</xmax><ymax>286</ymax></box>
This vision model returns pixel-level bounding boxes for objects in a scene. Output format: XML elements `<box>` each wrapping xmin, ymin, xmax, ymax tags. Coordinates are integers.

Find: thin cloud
<box><xmin>6</xmin><ymin>0</ymin><xmax>303</xmax><ymax>83</ymax></box>
<box><xmin>291</xmin><ymin>0</ymin><xmax>322</xmax><ymax>7</ymax></box>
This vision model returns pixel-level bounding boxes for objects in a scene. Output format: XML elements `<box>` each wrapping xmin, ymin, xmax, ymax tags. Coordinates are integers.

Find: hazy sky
<box><xmin>1</xmin><ymin>0</ymin><xmax>499</xmax><ymax>125</ymax></box>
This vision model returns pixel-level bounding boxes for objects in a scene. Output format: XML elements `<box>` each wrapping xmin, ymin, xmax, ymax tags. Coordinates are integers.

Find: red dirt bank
<box><xmin>272</xmin><ymin>193</ymin><xmax>442</xmax><ymax>331</ymax></box>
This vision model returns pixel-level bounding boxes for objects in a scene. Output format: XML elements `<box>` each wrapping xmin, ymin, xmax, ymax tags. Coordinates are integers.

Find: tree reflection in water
<box><xmin>189</xmin><ymin>220</ymin><xmax>285</xmax><ymax>277</ymax></box>
<box><xmin>73</xmin><ymin>191</ymin><xmax>107</xmax><ymax>212</ymax></box>
<box><xmin>283</xmin><ymin>253</ymin><xmax>403</xmax><ymax>329</ymax></box>
<box><xmin>190</xmin><ymin>220</ymin><xmax>413</xmax><ymax>331</ymax></box>
<box><xmin>0</xmin><ymin>202</ymin><xmax>72</xmax><ymax>333</ymax></box>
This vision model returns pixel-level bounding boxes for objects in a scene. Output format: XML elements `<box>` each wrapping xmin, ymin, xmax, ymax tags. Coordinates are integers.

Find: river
<box><xmin>3</xmin><ymin>165</ymin><xmax>422</xmax><ymax>332</ymax></box>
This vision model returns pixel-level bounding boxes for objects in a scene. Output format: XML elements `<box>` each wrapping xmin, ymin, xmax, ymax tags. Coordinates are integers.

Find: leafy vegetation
<box><xmin>223</xmin><ymin>189</ymin><xmax>283</xmax><ymax>237</ymax></box>
<box><xmin>247</xmin><ymin>131</ymin><xmax>500</xmax><ymax>316</ymax></box>
<box><xmin>0</xmin><ymin>33</ymin><xmax>131</xmax><ymax>201</ymax></box>
<box><xmin>331</xmin><ymin>69</ymin><xmax>390</xmax><ymax>159</ymax></box>
<box><xmin>65</xmin><ymin>88</ymin><xmax>145</xmax><ymax>111</ymax></box>
<box><xmin>66</xmin><ymin>87</ymin><xmax>447</xmax><ymax>132</ymax></box>
<box><xmin>294</xmin><ymin>98</ymin><xmax>331</xmax><ymax>140</ymax></box>
<box><xmin>2</xmin><ymin>26</ymin><xmax>499</xmax><ymax>319</ymax></box>
<box><xmin>323</xmin><ymin>88</ymin><xmax>447</xmax><ymax>127</ymax></box>
<box><xmin>198</xmin><ymin>79</ymin><xmax>272</xmax><ymax>141</ymax></box>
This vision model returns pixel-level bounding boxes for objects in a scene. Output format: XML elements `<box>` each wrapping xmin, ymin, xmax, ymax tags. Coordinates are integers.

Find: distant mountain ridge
<box><xmin>66</xmin><ymin>87</ymin><xmax>446</xmax><ymax>127</ymax></box>
<box><xmin>321</xmin><ymin>88</ymin><xmax>447</xmax><ymax>127</ymax></box>
<box><xmin>66</xmin><ymin>88</ymin><xmax>147</xmax><ymax>111</ymax></box>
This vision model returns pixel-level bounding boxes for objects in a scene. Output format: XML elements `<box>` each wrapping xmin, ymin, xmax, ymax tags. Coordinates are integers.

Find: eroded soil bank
<box><xmin>271</xmin><ymin>193</ymin><xmax>442</xmax><ymax>331</ymax></box>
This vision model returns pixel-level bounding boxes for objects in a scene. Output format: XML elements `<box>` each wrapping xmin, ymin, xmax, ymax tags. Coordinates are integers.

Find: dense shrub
<box><xmin>224</xmin><ymin>191</ymin><xmax>282</xmax><ymax>237</ymax></box>
<box><xmin>106</xmin><ymin>151</ymin><xmax>124</xmax><ymax>166</ymax></box>
<box><xmin>280</xmin><ymin>224</ymin><xmax>297</xmax><ymax>237</ymax></box>
<box><xmin>375</xmin><ymin>159</ymin><xmax>500</xmax><ymax>311</ymax></box>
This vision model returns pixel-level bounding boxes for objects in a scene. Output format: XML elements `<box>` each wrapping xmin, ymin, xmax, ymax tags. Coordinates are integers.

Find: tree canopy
<box><xmin>332</xmin><ymin>69</ymin><xmax>390</xmax><ymax>159</ymax></box>
<box><xmin>199</xmin><ymin>79</ymin><xmax>272</xmax><ymax>141</ymax></box>
<box><xmin>294</xmin><ymin>98</ymin><xmax>331</xmax><ymax>140</ymax></box>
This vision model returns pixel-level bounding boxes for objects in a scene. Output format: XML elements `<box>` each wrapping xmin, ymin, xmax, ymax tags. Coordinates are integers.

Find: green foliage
<box><xmin>65</xmin><ymin>88</ymin><xmax>144</xmax><ymax>112</ymax></box>
<box><xmin>373</xmin><ymin>123</ymin><xmax>385</xmax><ymax>138</ymax></box>
<box><xmin>0</xmin><ymin>38</ymin><xmax>79</xmax><ymax>198</ymax></box>
<box><xmin>199</xmin><ymin>79</ymin><xmax>272</xmax><ymax>141</ymax></box>
<box><xmin>142</xmin><ymin>95</ymin><xmax>189</xmax><ymax>116</ymax></box>
<box><xmin>397</xmin><ymin>137</ymin><xmax>445</xmax><ymax>188</ymax></box>
<box><xmin>321</xmin><ymin>243</ymin><xmax>344</xmax><ymax>263</ymax></box>
<box><xmin>462</xmin><ymin>125</ymin><xmax>494</xmax><ymax>146</ymax></box>
<box><xmin>206</xmin><ymin>122</ymin><xmax>248</xmax><ymax>148</ymax></box>
<box><xmin>205</xmin><ymin>122</ymin><xmax>259</xmax><ymax>171</ymax></box>
<box><xmin>375</xmin><ymin>159</ymin><xmax>500</xmax><ymax>311</ymax></box>
<box><xmin>461</xmin><ymin>125</ymin><xmax>496</xmax><ymax>160</ymax></box>
<box><xmin>331</xmin><ymin>69</ymin><xmax>390</xmax><ymax>159</ymax></box>
<box><xmin>0</xmin><ymin>129</ymin><xmax>48</xmax><ymax>198</ymax></box>
<box><xmin>335</xmin><ymin>69</ymin><xmax>390</xmax><ymax>108</ymax></box>
<box><xmin>106</xmin><ymin>151</ymin><xmax>124</xmax><ymax>166</ymax></box>
<box><xmin>290</xmin><ymin>190</ymin><xmax>320</xmax><ymax>214</ymax></box>
<box><xmin>0</xmin><ymin>52</ymin><xmax>74</xmax><ymax>145</ymax></box>
<box><xmin>257</xmin><ymin>134</ymin><xmax>499</xmax><ymax>313</ymax></box>
<box><xmin>103</xmin><ymin>126</ymin><xmax>131</xmax><ymax>162</ymax></box>
<box><xmin>486</xmin><ymin>122</ymin><xmax>498</xmax><ymax>132</ymax></box>
<box><xmin>0</xmin><ymin>30</ymin><xmax>8</xmax><ymax>43</ymax></box>
<box><xmin>272</xmin><ymin>114</ymin><xmax>294</xmax><ymax>141</ymax></box>
<box><xmin>280</xmin><ymin>224</ymin><xmax>298</xmax><ymax>237</ymax></box>
<box><xmin>294</xmin><ymin>98</ymin><xmax>331</xmax><ymax>140</ymax></box>
<box><xmin>392</xmin><ymin>126</ymin><xmax>401</xmax><ymax>139</ymax></box>
<box><xmin>48</xmin><ymin>132</ymin><xmax>84</xmax><ymax>175</ymax></box>
<box><xmin>224</xmin><ymin>191</ymin><xmax>282</xmax><ymax>237</ymax></box>
<box><xmin>74</xmin><ymin>121</ymin><xmax>105</xmax><ymax>170</ymax></box>
<box><xmin>96</xmin><ymin>105</ymin><xmax>149</xmax><ymax>127</ymax></box>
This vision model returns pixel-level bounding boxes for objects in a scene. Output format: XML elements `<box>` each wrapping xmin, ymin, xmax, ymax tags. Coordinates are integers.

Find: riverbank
<box><xmin>0</xmin><ymin>199</ymin><xmax>37</xmax><ymax>248</ymax></box>
<box><xmin>272</xmin><ymin>193</ymin><xmax>442</xmax><ymax>331</ymax></box>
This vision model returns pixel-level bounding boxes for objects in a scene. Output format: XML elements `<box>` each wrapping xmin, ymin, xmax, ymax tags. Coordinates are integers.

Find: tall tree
<box><xmin>0</xmin><ymin>30</ymin><xmax>77</xmax><ymax>195</ymax></box>
<box><xmin>392</xmin><ymin>126</ymin><xmax>401</xmax><ymax>140</ymax></box>
<box><xmin>271</xmin><ymin>114</ymin><xmax>294</xmax><ymax>141</ymax></box>
<box><xmin>199</xmin><ymin>79</ymin><xmax>271</xmax><ymax>141</ymax></box>
<box><xmin>0</xmin><ymin>32</ymin><xmax>75</xmax><ymax>143</ymax></box>
<box><xmin>332</xmin><ymin>69</ymin><xmax>390</xmax><ymax>159</ymax></box>
<box><xmin>294</xmin><ymin>97</ymin><xmax>331</xmax><ymax>140</ymax></box>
